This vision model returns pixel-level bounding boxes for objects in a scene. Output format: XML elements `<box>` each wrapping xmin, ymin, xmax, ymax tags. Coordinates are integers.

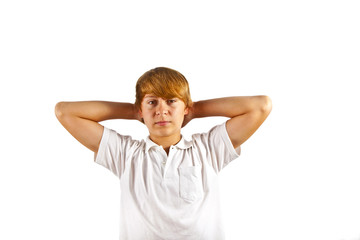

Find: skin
<box><xmin>55</xmin><ymin>94</ymin><xmax>272</xmax><ymax>156</ymax></box>
<box><xmin>138</xmin><ymin>94</ymin><xmax>189</xmax><ymax>154</ymax></box>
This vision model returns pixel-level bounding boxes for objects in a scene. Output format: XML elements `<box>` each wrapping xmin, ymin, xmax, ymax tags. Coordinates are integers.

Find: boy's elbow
<box><xmin>253</xmin><ymin>95</ymin><xmax>272</xmax><ymax>118</ymax></box>
<box><xmin>55</xmin><ymin>101</ymin><xmax>67</xmax><ymax>119</ymax></box>
<box><xmin>260</xmin><ymin>95</ymin><xmax>272</xmax><ymax>114</ymax></box>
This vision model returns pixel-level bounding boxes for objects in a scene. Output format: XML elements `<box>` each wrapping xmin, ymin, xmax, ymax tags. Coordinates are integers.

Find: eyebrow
<box><xmin>143</xmin><ymin>95</ymin><xmax>178</xmax><ymax>100</ymax></box>
<box><xmin>143</xmin><ymin>95</ymin><xmax>157</xmax><ymax>99</ymax></box>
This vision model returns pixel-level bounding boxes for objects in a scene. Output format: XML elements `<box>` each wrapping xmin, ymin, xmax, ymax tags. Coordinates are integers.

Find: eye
<box><xmin>167</xmin><ymin>99</ymin><xmax>177</xmax><ymax>104</ymax></box>
<box><xmin>148</xmin><ymin>100</ymin><xmax>156</xmax><ymax>105</ymax></box>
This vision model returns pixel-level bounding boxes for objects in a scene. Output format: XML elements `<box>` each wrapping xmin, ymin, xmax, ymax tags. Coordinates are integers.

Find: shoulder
<box><xmin>101</xmin><ymin>127</ymin><xmax>145</xmax><ymax>150</ymax></box>
<box><xmin>190</xmin><ymin>121</ymin><xmax>240</xmax><ymax>156</ymax></box>
<box><xmin>191</xmin><ymin>122</ymin><xmax>227</xmax><ymax>141</ymax></box>
<box><xmin>189</xmin><ymin>122</ymin><xmax>227</xmax><ymax>149</ymax></box>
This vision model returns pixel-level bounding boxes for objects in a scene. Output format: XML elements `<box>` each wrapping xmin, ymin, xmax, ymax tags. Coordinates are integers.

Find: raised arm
<box><xmin>185</xmin><ymin>96</ymin><xmax>272</xmax><ymax>148</ymax></box>
<box><xmin>55</xmin><ymin>101</ymin><xmax>140</xmax><ymax>153</ymax></box>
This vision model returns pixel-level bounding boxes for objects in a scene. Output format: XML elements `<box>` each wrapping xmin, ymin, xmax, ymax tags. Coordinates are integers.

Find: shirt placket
<box><xmin>159</xmin><ymin>146</ymin><xmax>176</xmax><ymax>179</ymax></box>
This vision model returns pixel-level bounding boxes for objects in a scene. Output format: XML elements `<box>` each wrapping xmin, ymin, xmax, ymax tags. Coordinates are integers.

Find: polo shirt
<box><xmin>95</xmin><ymin>121</ymin><xmax>241</xmax><ymax>240</ymax></box>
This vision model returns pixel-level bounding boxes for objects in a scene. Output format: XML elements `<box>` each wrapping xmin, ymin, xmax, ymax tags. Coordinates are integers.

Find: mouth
<box><xmin>155</xmin><ymin>121</ymin><xmax>171</xmax><ymax>126</ymax></box>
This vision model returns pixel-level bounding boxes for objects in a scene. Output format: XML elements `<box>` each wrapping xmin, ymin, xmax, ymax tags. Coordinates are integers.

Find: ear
<box><xmin>138</xmin><ymin>109</ymin><xmax>143</xmax><ymax>118</ymax></box>
<box><xmin>184</xmin><ymin>107</ymin><xmax>189</xmax><ymax>115</ymax></box>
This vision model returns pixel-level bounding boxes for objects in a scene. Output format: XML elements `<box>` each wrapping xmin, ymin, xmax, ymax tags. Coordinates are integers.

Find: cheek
<box><xmin>142</xmin><ymin>112</ymin><xmax>151</xmax><ymax>119</ymax></box>
<box><xmin>142</xmin><ymin>111</ymin><xmax>156</xmax><ymax>123</ymax></box>
<box><xmin>175</xmin><ymin>110</ymin><xmax>186</xmax><ymax>121</ymax></box>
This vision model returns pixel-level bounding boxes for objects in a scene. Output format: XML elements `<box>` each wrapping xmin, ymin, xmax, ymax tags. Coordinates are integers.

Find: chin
<box><xmin>152</xmin><ymin>128</ymin><xmax>179</xmax><ymax>137</ymax></box>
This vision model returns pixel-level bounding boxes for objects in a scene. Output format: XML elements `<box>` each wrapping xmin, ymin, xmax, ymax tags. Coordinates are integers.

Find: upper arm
<box><xmin>55</xmin><ymin>102</ymin><xmax>104</xmax><ymax>153</ymax></box>
<box><xmin>226</xmin><ymin>96</ymin><xmax>272</xmax><ymax>148</ymax></box>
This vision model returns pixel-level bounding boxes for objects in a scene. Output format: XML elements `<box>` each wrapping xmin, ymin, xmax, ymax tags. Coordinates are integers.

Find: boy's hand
<box><xmin>182</xmin><ymin>102</ymin><xmax>195</xmax><ymax>128</ymax></box>
<box><xmin>133</xmin><ymin>105</ymin><xmax>145</xmax><ymax>124</ymax></box>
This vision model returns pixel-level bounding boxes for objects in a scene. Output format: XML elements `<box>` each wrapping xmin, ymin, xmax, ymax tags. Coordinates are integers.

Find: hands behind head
<box><xmin>182</xmin><ymin>102</ymin><xmax>195</xmax><ymax>128</ymax></box>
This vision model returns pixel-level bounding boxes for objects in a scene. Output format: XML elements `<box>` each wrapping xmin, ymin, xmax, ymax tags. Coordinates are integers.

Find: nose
<box><xmin>156</xmin><ymin>100</ymin><xmax>169</xmax><ymax>116</ymax></box>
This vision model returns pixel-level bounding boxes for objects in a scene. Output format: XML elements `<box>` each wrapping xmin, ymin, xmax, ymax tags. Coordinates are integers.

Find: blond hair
<box><xmin>135</xmin><ymin>67</ymin><xmax>192</xmax><ymax>110</ymax></box>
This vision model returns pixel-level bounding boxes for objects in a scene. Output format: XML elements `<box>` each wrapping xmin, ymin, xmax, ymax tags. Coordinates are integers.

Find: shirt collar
<box><xmin>145</xmin><ymin>135</ymin><xmax>193</xmax><ymax>153</ymax></box>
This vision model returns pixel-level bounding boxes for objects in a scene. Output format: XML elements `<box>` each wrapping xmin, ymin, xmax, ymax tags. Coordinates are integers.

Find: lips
<box><xmin>155</xmin><ymin>121</ymin><xmax>170</xmax><ymax>126</ymax></box>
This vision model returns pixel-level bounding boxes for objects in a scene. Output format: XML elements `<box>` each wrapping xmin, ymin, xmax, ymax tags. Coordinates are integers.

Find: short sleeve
<box><xmin>94</xmin><ymin>127</ymin><xmax>138</xmax><ymax>179</ymax></box>
<box><xmin>192</xmin><ymin>121</ymin><xmax>241</xmax><ymax>173</ymax></box>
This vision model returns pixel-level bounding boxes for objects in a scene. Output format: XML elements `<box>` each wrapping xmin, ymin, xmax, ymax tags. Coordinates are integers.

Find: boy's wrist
<box><xmin>131</xmin><ymin>103</ymin><xmax>143</xmax><ymax>122</ymax></box>
<box><xmin>188</xmin><ymin>101</ymin><xmax>197</xmax><ymax>120</ymax></box>
<box><xmin>190</xmin><ymin>100</ymin><xmax>206</xmax><ymax>119</ymax></box>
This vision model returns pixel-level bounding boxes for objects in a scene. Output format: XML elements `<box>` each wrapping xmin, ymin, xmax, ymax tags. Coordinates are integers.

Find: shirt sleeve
<box><xmin>193</xmin><ymin>121</ymin><xmax>241</xmax><ymax>173</ymax></box>
<box><xmin>94</xmin><ymin>127</ymin><xmax>137</xmax><ymax>179</ymax></box>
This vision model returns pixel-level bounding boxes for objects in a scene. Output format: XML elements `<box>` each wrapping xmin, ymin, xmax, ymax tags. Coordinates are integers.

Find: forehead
<box><xmin>143</xmin><ymin>94</ymin><xmax>158</xmax><ymax>99</ymax></box>
<box><xmin>143</xmin><ymin>94</ymin><xmax>178</xmax><ymax>100</ymax></box>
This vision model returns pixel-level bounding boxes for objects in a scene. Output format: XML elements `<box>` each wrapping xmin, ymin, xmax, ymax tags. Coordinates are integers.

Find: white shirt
<box><xmin>95</xmin><ymin>121</ymin><xmax>241</xmax><ymax>240</ymax></box>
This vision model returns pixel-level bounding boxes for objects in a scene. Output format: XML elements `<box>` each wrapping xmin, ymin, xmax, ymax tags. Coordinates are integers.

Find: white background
<box><xmin>1</xmin><ymin>0</ymin><xmax>360</xmax><ymax>239</ymax></box>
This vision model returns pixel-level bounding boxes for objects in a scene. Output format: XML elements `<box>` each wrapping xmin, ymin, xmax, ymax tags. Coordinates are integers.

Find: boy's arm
<box><xmin>188</xmin><ymin>96</ymin><xmax>272</xmax><ymax>148</ymax></box>
<box><xmin>55</xmin><ymin>101</ymin><xmax>140</xmax><ymax>153</ymax></box>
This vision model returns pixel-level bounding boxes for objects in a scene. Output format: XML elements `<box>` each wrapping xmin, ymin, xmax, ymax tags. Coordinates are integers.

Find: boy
<box><xmin>55</xmin><ymin>67</ymin><xmax>272</xmax><ymax>240</ymax></box>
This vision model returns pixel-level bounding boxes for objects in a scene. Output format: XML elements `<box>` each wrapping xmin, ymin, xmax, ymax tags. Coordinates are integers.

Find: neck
<box><xmin>150</xmin><ymin>134</ymin><xmax>181</xmax><ymax>154</ymax></box>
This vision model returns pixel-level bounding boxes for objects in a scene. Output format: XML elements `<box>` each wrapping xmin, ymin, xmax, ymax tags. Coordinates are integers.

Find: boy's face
<box><xmin>139</xmin><ymin>94</ymin><xmax>189</xmax><ymax>141</ymax></box>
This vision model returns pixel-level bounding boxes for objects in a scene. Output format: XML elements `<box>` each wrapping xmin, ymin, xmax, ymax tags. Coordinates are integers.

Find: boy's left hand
<box><xmin>181</xmin><ymin>102</ymin><xmax>195</xmax><ymax>128</ymax></box>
